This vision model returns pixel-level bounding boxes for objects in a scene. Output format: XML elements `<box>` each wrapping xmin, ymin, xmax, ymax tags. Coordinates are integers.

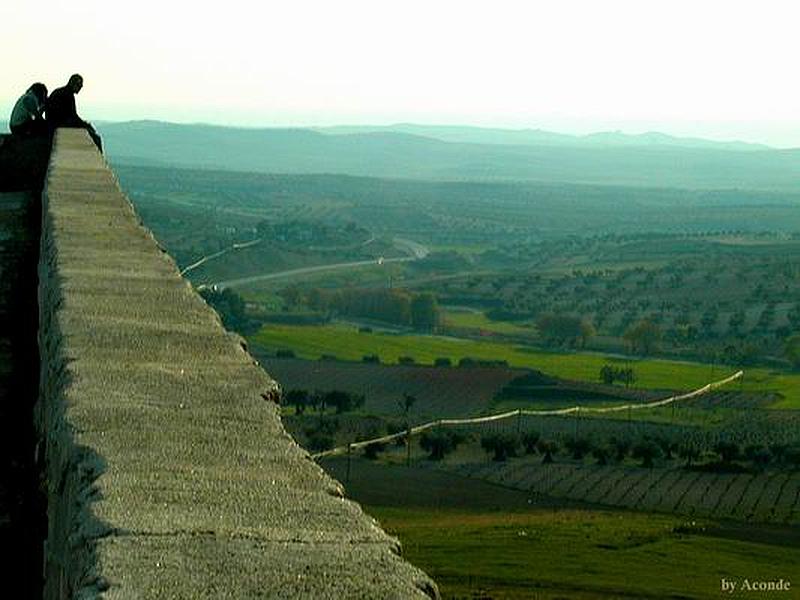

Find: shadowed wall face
<box><xmin>0</xmin><ymin>134</ymin><xmax>48</xmax><ymax>599</ymax></box>
<box><xmin>35</xmin><ymin>129</ymin><xmax>438</xmax><ymax>599</ymax></box>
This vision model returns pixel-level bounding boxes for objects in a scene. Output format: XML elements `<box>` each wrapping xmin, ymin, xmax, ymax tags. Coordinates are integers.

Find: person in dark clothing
<box><xmin>46</xmin><ymin>74</ymin><xmax>102</xmax><ymax>152</ymax></box>
<box><xmin>9</xmin><ymin>83</ymin><xmax>48</xmax><ymax>136</ymax></box>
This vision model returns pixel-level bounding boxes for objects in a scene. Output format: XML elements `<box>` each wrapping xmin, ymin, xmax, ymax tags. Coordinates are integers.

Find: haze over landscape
<box><xmin>3</xmin><ymin>0</ymin><xmax>800</xmax><ymax>147</ymax></box>
<box><xmin>4</xmin><ymin>1</ymin><xmax>800</xmax><ymax>599</ymax></box>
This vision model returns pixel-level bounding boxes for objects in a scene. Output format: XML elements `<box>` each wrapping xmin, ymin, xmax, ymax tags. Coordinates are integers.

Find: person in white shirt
<box><xmin>9</xmin><ymin>83</ymin><xmax>48</xmax><ymax>136</ymax></box>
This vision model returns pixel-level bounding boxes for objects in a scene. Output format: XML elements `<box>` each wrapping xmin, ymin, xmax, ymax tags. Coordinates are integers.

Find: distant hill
<box><xmin>314</xmin><ymin>123</ymin><xmax>770</xmax><ymax>152</ymax></box>
<box><xmin>98</xmin><ymin>120</ymin><xmax>800</xmax><ymax>191</ymax></box>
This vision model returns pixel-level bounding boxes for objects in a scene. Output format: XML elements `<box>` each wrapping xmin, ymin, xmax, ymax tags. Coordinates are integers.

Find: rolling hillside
<box><xmin>100</xmin><ymin>120</ymin><xmax>800</xmax><ymax>191</ymax></box>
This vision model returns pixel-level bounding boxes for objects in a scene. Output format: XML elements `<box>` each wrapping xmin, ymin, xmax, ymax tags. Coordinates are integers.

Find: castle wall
<box><xmin>36</xmin><ymin>129</ymin><xmax>437</xmax><ymax>599</ymax></box>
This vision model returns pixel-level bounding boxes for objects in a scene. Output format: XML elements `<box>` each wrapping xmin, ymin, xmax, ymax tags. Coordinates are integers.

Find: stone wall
<box><xmin>36</xmin><ymin>129</ymin><xmax>438</xmax><ymax>599</ymax></box>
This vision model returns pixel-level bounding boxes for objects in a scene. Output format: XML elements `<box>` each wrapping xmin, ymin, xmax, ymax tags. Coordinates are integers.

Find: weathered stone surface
<box><xmin>37</xmin><ymin>129</ymin><xmax>438</xmax><ymax>599</ymax></box>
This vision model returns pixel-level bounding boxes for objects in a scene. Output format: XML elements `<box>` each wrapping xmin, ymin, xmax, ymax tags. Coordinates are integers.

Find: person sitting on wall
<box><xmin>9</xmin><ymin>83</ymin><xmax>49</xmax><ymax>136</ymax></box>
<box><xmin>46</xmin><ymin>74</ymin><xmax>102</xmax><ymax>152</ymax></box>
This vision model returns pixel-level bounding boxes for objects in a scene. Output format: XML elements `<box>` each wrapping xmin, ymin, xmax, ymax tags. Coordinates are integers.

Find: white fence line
<box><xmin>310</xmin><ymin>370</ymin><xmax>744</xmax><ymax>459</ymax></box>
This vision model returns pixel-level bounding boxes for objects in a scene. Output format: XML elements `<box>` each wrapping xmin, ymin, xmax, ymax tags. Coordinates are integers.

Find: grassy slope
<box><xmin>249</xmin><ymin>323</ymin><xmax>800</xmax><ymax>407</ymax></box>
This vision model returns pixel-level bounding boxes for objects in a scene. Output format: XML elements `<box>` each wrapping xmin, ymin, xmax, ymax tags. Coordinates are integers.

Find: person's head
<box><xmin>28</xmin><ymin>83</ymin><xmax>48</xmax><ymax>104</ymax></box>
<box><xmin>68</xmin><ymin>74</ymin><xmax>83</xmax><ymax>94</ymax></box>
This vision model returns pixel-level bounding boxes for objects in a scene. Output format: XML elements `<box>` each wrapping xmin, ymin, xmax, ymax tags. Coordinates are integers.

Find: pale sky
<box><xmin>2</xmin><ymin>0</ymin><xmax>800</xmax><ymax>147</ymax></box>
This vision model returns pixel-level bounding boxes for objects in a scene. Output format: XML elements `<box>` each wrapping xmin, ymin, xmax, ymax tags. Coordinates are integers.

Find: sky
<box><xmin>2</xmin><ymin>0</ymin><xmax>800</xmax><ymax>147</ymax></box>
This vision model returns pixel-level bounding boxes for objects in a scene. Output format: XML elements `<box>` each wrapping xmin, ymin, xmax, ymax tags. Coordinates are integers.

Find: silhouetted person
<box><xmin>46</xmin><ymin>74</ymin><xmax>102</xmax><ymax>152</ymax></box>
<box><xmin>9</xmin><ymin>83</ymin><xmax>48</xmax><ymax>136</ymax></box>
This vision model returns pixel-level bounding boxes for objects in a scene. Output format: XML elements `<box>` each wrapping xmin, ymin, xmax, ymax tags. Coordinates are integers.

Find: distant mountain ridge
<box><xmin>98</xmin><ymin>120</ymin><xmax>800</xmax><ymax>191</ymax></box>
<box><xmin>314</xmin><ymin>123</ymin><xmax>770</xmax><ymax>152</ymax></box>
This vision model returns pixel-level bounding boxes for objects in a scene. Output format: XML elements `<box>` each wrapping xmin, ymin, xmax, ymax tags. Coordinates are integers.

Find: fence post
<box><xmin>574</xmin><ymin>407</ymin><xmax>580</xmax><ymax>439</ymax></box>
<box><xmin>346</xmin><ymin>444</ymin><xmax>352</xmax><ymax>482</ymax></box>
<box><xmin>516</xmin><ymin>409</ymin><xmax>522</xmax><ymax>435</ymax></box>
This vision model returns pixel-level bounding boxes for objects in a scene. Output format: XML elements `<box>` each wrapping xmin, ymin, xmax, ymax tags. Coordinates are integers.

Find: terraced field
<box><xmin>441</xmin><ymin>459</ymin><xmax>800</xmax><ymax>525</ymax></box>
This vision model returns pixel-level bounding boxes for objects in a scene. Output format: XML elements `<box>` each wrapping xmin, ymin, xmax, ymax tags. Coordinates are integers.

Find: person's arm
<box><xmin>22</xmin><ymin>94</ymin><xmax>43</xmax><ymax>120</ymax></box>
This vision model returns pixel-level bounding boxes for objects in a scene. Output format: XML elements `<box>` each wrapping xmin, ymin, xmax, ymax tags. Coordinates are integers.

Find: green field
<box><xmin>374</xmin><ymin>507</ymin><xmax>799</xmax><ymax>599</ymax></box>
<box><xmin>443</xmin><ymin>308</ymin><xmax>536</xmax><ymax>336</ymax></box>
<box><xmin>324</xmin><ymin>458</ymin><xmax>800</xmax><ymax>599</ymax></box>
<box><xmin>249</xmin><ymin>323</ymin><xmax>800</xmax><ymax>407</ymax></box>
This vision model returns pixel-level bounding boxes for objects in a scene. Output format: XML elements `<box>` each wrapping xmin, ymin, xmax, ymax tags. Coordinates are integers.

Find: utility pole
<box><xmin>406</xmin><ymin>426</ymin><xmax>412</xmax><ymax>467</ymax></box>
<box><xmin>346</xmin><ymin>444</ymin><xmax>352</xmax><ymax>482</ymax></box>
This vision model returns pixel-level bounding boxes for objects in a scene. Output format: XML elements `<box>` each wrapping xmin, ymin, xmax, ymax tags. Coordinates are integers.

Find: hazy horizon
<box><xmin>89</xmin><ymin>115</ymin><xmax>800</xmax><ymax>149</ymax></box>
<box><xmin>3</xmin><ymin>0</ymin><xmax>799</xmax><ymax>147</ymax></box>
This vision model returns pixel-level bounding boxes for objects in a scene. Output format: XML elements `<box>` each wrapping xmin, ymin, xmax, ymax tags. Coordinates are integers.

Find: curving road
<box><xmin>211</xmin><ymin>237</ymin><xmax>429</xmax><ymax>290</ymax></box>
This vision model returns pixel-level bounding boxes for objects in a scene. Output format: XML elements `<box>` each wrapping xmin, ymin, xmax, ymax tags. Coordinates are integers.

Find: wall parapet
<box><xmin>36</xmin><ymin>129</ymin><xmax>438</xmax><ymax>599</ymax></box>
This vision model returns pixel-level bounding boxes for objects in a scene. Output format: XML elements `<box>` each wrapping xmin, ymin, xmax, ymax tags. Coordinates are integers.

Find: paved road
<box><xmin>212</xmin><ymin>237</ymin><xmax>429</xmax><ymax>290</ymax></box>
<box><xmin>180</xmin><ymin>238</ymin><xmax>262</xmax><ymax>276</ymax></box>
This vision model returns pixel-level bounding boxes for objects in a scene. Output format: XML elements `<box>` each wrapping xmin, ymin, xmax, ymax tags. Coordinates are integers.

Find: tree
<box><xmin>599</xmin><ymin>365</ymin><xmax>636</xmax><ymax>387</ymax></box>
<box><xmin>784</xmin><ymin>334</ymin><xmax>800</xmax><ymax>369</ymax></box>
<box><xmin>564</xmin><ymin>437</ymin><xmax>592</xmax><ymax>460</ymax></box>
<box><xmin>610</xmin><ymin>437</ymin><xmax>631</xmax><ymax>462</ymax></box>
<box><xmin>306</xmin><ymin>433</ymin><xmax>334</xmax><ymax>453</ymax></box>
<box><xmin>592</xmin><ymin>445</ymin><xmax>610</xmax><ymax>466</ymax></box>
<box><xmin>419</xmin><ymin>430</ymin><xmax>464</xmax><ymax>460</ymax></box>
<box><xmin>536</xmin><ymin>313</ymin><xmax>594</xmax><ymax>348</ymax></box>
<box><xmin>600</xmin><ymin>364</ymin><xmax>616</xmax><ymax>385</ymax></box>
<box><xmin>521</xmin><ymin>431</ymin><xmax>540</xmax><ymax>454</ymax></box>
<box><xmin>481</xmin><ymin>433</ymin><xmax>520</xmax><ymax>462</ymax></box>
<box><xmin>677</xmin><ymin>443</ymin><xmax>700</xmax><ymax>467</ymax></box>
<box><xmin>324</xmin><ymin>390</ymin><xmax>365</xmax><ymax>414</ymax></box>
<box><xmin>624</xmin><ymin>319</ymin><xmax>662</xmax><ymax>355</ymax></box>
<box><xmin>618</xmin><ymin>367</ymin><xmax>636</xmax><ymax>387</ymax></box>
<box><xmin>285</xmin><ymin>389</ymin><xmax>309</xmax><ymax>415</ymax></box>
<box><xmin>363</xmin><ymin>441</ymin><xmax>386</xmax><ymax>460</ymax></box>
<box><xmin>398</xmin><ymin>393</ymin><xmax>417</xmax><ymax>422</ymax></box>
<box><xmin>744</xmin><ymin>445</ymin><xmax>771</xmax><ymax>469</ymax></box>
<box><xmin>654</xmin><ymin>436</ymin><xmax>677</xmax><ymax>460</ymax></box>
<box><xmin>411</xmin><ymin>293</ymin><xmax>441</xmax><ymax>331</ymax></box>
<box><xmin>199</xmin><ymin>287</ymin><xmax>250</xmax><ymax>333</ymax></box>
<box><xmin>536</xmin><ymin>439</ymin><xmax>559</xmax><ymax>464</ymax></box>
<box><xmin>632</xmin><ymin>440</ymin><xmax>662</xmax><ymax>468</ymax></box>
<box><xmin>714</xmin><ymin>441</ymin><xmax>740</xmax><ymax>464</ymax></box>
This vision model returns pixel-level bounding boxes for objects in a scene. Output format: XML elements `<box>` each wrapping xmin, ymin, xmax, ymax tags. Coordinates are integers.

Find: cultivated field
<box><xmin>439</xmin><ymin>459</ymin><xmax>800</xmax><ymax>525</ymax></box>
<box><xmin>249</xmin><ymin>323</ymin><xmax>800</xmax><ymax>407</ymax></box>
<box><xmin>260</xmin><ymin>357</ymin><xmax>527</xmax><ymax>419</ymax></box>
